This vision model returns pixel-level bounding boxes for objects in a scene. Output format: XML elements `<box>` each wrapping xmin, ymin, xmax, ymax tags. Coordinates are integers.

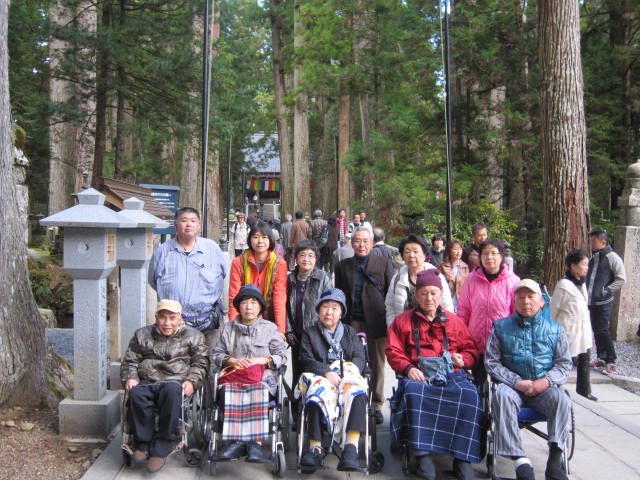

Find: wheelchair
<box><xmin>295</xmin><ymin>332</ymin><xmax>384</xmax><ymax>475</ymax></box>
<box><xmin>484</xmin><ymin>378</ymin><xmax>575</xmax><ymax>479</ymax></box>
<box><xmin>121</xmin><ymin>380</ymin><xmax>212</xmax><ymax>468</ymax></box>
<box><xmin>207</xmin><ymin>365</ymin><xmax>290</xmax><ymax>477</ymax></box>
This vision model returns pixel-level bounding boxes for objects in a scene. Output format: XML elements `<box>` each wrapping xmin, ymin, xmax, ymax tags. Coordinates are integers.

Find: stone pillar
<box><xmin>115</xmin><ymin>197</ymin><xmax>167</xmax><ymax>356</ymax></box>
<box><xmin>612</xmin><ymin>161</ymin><xmax>640</xmax><ymax>342</ymax></box>
<box><xmin>40</xmin><ymin>188</ymin><xmax>136</xmax><ymax>438</ymax></box>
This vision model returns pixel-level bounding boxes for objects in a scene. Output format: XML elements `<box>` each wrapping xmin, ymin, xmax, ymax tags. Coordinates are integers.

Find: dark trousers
<box><xmin>589</xmin><ymin>302</ymin><xmax>616</xmax><ymax>363</ymax></box>
<box><xmin>575</xmin><ymin>351</ymin><xmax>592</xmax><ymax>396</ymax></box>
<box><xmin>306</xmin><ymin>393</ymin><xmax>367</xmax><ymax>441</ymax></box>
<box><xmin>128</xmin><ymin>381</ymin><xmax>182</xmax><ymax>457</ymax></box>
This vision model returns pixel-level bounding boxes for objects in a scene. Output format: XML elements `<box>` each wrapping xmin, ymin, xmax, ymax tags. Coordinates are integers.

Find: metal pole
<box><xmin>443</xmin><ymin>0</ymin><xmax>454</xmax><ymax>241</ymax></box>
<box><xmin>201</xmin><ymin>0</ymin><xmax>213</xmax><ymax>237</ymax></box>
<box><xmin>334</xmin><ymin>127</ymin><xmax>339</xmax><ymax>215</ymax></box>
<box><xmin>226</xmin><ymin>136</ymin><xmax>232</xmax><ymax>244</ymax></box>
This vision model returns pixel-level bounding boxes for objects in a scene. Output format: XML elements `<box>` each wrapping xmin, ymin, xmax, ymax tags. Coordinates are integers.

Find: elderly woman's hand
<box><xmin>227</xmin><ymin>356</ymin><xmax>270</xmax><ymax>368</ymax></box>
<box><xmin>407</xmin><ymin>367</ymin><xmax>425</xmax><ymax>382</ymax></box>
<box><xmin>325</xmin><ymin>371</ymin><xmax>342</xmax><ymax>387</ymax></box>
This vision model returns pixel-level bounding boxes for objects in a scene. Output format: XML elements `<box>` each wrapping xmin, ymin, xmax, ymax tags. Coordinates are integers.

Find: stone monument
<box><xmin>612</xmin><ymin>160</ymin><xmax>640</xmax><ymax>342</ymax></box>
<box><xmin>40</xmin><ymin>188</ymin><xmax>136</xmax><ymax>438</ymax></box>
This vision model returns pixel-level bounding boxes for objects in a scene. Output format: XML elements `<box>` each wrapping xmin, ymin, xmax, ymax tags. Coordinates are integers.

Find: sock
<box><xmin>309</xmin><ymin>440</ymin><xmax>321</xmax><ymax>450</ymax></box>
<box><xmin>513</xmin><ymin>457</ymin><xmax>531</xmax><ymax>468</ymax></box>
<box><xmin>345</xmin><ymin>430</ymin><xmax>360</xmax><ymax>451</ymax></box>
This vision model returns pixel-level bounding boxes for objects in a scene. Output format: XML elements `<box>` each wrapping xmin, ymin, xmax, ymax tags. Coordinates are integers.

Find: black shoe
<box><xmin>300</xmin><ymin>446</ymin><xmax>323</xmax><ymax>470</ymax></box>
<box><xmin>516</xmin><ymin>463</ymin><xmax>536</xmax><ymax>480</ymax></box>
<box><xmin>246</xmin><ymin>441</ymin><xmax>267</xmax><ymax>463</ymax></box>
<box><xmin>453</xmin><ymin>458</ymin><xmax>476</xmax><ymax>480</ymax></box>
<box><xmin>337</xmin><ymin>444</ymin><xmax>359</xmax><ymax>471</ymax></box>
<box><xmin>416</xmin><ymin>455</ymin><xmax>436</xmax><ymax>480</ymax></box>
<box><xmin>375</xmin><ymin>410</ymin><xmax>384</xmax><ymax>425</ymax></box>
<box><xmin>218</xmin><ymin>441</ymin><xmax>245</xmax><ymax>460</ymax></box>
<box><xmin>579</xmin><ymin>392</ymin><xmax>598</xmax><ymax>401</ymax></box>
<box><xmin>545</xmin><ymin>455</ymin><xmax>567</xmax><ymax>480</ymax></box>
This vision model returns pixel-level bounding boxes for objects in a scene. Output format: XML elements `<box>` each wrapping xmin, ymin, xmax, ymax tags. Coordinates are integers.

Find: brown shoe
<box><xmin>132</xmin><ymin>449</ymin><xmax>148</xmax><ymax>464</ymax></box>
<box><xmin>147</xmin><ymin>456</ymin><xmax>167</xmax><ymax>473</ymax></box>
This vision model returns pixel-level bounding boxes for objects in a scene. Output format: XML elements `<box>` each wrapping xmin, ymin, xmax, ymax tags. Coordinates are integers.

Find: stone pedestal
<box><xmin>58</xmin><ymin>390</ymin><xmax>120</xmax><ymax>438</ymax></box>
<box><xmin>612</xmin><ymin>161</ymin><xmax>640</xmax><ymax>342</ymax></box>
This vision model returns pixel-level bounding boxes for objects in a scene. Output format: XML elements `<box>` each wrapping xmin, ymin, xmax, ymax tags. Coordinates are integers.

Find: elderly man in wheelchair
<box><xmin>120</xmin><ymin>299</ymin><xmax>209</xmax><ymax>473</ymax></box>
<box><xmin>485</xmin><ymin>279</ymin><xmax>573</xmax><ymax>480</ymax></box>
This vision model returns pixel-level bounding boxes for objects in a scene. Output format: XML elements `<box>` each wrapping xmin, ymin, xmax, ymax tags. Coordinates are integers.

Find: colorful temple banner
<box><xmin>246</xmin><ymin>179</ymin><xmax>281</xmax><ymax>192</ymax></box>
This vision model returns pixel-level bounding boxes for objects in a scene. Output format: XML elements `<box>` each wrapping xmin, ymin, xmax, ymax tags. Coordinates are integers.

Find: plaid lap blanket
<box><xmin>391</xmin><ymin>371</ymin><xmax>485</xmax><ymax>463</ymax></box>
<box><xmin>221</xmin><ymin>382</ymin><xmax>270</xmax><ymax>442</ymax></box>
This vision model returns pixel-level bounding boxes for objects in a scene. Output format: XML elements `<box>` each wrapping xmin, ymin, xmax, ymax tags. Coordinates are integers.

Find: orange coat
<box><xmin>228</xmin><ymin>252</ymin><xmax>288</xmax><ymax>334</ymax></box>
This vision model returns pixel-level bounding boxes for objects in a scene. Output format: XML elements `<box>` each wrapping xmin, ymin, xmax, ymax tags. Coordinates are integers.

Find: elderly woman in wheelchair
<box><xmin>485</xmin><ymin>279</ymin><xmax>573</xmax><ymax>480</ymax></box>
<box><xmin>296</xmin><ymin>288</ymin><xmax>379</xmax><ymax>473</ymax></box>
<box><xmin>120</xmin><ymin>299</ymin><xmax>209</xmax><ymax>473</ymax></box>
<box><xmin>386</xmin><ymin>269</ymin><xmax>483</xmax><ymax>480</ymax></box>
<box><xmin>209</xmin><ymin>284</ymin><xmax>288</xmax><ymax>464</ymax></box>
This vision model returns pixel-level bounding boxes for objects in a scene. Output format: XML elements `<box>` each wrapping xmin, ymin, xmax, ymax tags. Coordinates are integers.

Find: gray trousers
<box><xmin>492</xmin><ymin>384</ymin><xmax>571</xmax><ymax>457</ymax></box>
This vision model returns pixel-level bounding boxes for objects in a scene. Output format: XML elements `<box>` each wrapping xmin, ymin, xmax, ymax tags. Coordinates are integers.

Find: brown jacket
<box><xmin>335</xmin><ymin>254</ymin><xmax>395</xmax><ymax>339</ymax></box>
<box><xmin>120</xmin><ymin>324</ymin><xmax>209</xmax><ymax>388</ymax></box>
<box><xmin>289</xmin><ymin>219</ymin><xmax>310</xmax><ymax>247</ymax></box>
<box><xmin>438</xmin><ymin>259</ymin><xmax>470</xmax><ymax>300</ymax></box>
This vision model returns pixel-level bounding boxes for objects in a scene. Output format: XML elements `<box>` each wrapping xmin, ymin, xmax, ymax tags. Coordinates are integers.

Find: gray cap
<box><xmin>315</xmin><ymin>288</ymin><xmax>348</xmax><ymax>318</ymax></box>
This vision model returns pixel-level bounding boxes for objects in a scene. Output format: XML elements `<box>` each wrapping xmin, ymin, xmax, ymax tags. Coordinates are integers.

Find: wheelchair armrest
<box><xmin>278</xmin><ymin>364</ymin><xmax>287</xmax><ymax>376</ymax></box>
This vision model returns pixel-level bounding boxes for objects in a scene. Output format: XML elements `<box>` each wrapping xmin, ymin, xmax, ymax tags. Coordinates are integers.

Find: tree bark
<box><xmin>292</xmin><ymin>0</ymin><xmax>310</xmax><ymax>215</ymax></box>
<box><xmin>271</xmin><ymin>0</ymin><xmax>294</xmax><ymax>217</ymax></box>
<box><xmin>92</xmin><ymin>0</ymin><xmax>111</xmax><ymax>187</ymax></box>
<box><xmin>338</xmin><ymin>83</ymin><xmax>351</xmax><ymax>211</ymax></box>
<box><xmin>539</xmin><ymin>0</ymin><xmax>590</xmax><ymax>290</ymax></box>
<box><xmin>48</xmin><ymin>0</ymin><xmax>96</xmax><ymax>213</ymax></box>
<box><xmin>0</xmin><ymin>0</ymin><xmax>50</xmax><ymax>407</ymax></box>
<box><xmin>206</xmin><ymin>18</ymin><xmax>221</xmax><ymax>240</ymax></box>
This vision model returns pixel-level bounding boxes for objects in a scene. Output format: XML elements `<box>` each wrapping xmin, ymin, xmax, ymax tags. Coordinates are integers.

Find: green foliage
<box><xmin>28</xmin><ymin>260</ymin><xmax>73</xmax><ymax>323</ymax></box>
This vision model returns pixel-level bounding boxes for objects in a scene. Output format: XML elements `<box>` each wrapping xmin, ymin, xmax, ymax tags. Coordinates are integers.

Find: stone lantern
<box><xmin>40</xmin><ymin>188</ymin><xmax>135</xmax><ymax>437</ymax></box>
<box><xmin>612</xmin><ymin>161</ymin><xmax>640</xmax><ymax>342</ymax></box>
<box><xmin>115</xmin><ymin>197</ymin><xmax>168</xmax><ymax>357</ymax></box>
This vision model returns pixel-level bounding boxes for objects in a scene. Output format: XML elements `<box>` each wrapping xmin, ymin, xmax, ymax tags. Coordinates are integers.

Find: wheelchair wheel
<box><xmin>184</xmin><ymin>447</ymin><xmax>202</xmax><ymax>467</ymax></box>
<box><xmin>281</xmin><ymin>397</ymin><xmax>290</xmax><ymax>452</ymax></box>
<box><xmin>486</xmin><ymin>453</ymin><xmax>496</xmax><ymax>480</ymax></box>
<box><xmin>122</xmin><ymin>450</ymin><xmax>132</xmax><ymax>467</ymax></box>
<box><xmin>368</xmin><ymin>405</ymin><xmax>378</xmax><ymax>452</ymax></box>
<box><xmin>368</xmin><ymin>451</ymin><xmax>384</xmax><ymax>474</ymax></box>
<box><xmin>273</xmin><ymin>447</ymin><xmax>286</xmax><ymax>477</ymax></box>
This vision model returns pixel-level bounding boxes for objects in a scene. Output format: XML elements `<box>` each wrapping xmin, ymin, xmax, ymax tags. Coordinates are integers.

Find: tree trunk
<box><xmin>206</xmin><ymin>18</ymin><xmax>221</xmax><ymax>240</ymax></box>
<box><xmin>92</xmin><ymin>0</ymin><xmax>112</xmax><ymax>186</ymax></box>
<box><xmin>311</xmin><ymin>97</ymin><xmax>336</xmax><ymax>215</ymax></box>
<box><xmin>0</xmin><ymin>0</ymin><xmax>50</xmax><ymax>407</ymax></box>
<box><xmin>271</xmin><ymin>0</ymin><xmax>294</xmax><ymax>217</ymax></box>
<box><xmin>180</xmin><ymin>134</ymin><xmax>200</xmax><ymax>209</ymax></box>
<box><xmin>48</xmin><ymin>0</ymin><xmax>96</xmax><ymax>213</ymax></box>
<box><xmin>338</xmin><ymin>83</ymin><xmax>351</xmax><ymax>211</ymax></box>
<box><xmin>293</xmin><ymin>0</ymin><xmax>310</xmax><ymax>215</ymax></box>
<box><xmin>539</xmin><ymin>0</ymin><xmax>590</xmax><ymax>290</ymax></box>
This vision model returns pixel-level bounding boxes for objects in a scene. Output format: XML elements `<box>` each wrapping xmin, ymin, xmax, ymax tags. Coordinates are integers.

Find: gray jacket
<box><xmin>586</xmin><ymin>244</ymin><xmax>626</xmax><ymax>306</ymax></box>
<box><xmin>120</xmin><ymin>324</ymin><xmax>209</xmax><ymax>389</ymax></box>
<box><xmin>211</xmin><ymin>317</ymin><xmax>288</xmax><ymax>393</ymax></box>
<box><xmin>286</xmin><ymin>268</ymin><xmax>333</xmax><ymax>335</ymax></box>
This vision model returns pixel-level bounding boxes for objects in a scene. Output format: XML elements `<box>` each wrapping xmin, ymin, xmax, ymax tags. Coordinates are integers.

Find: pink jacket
<box><xmin>456</xmin><ymin>264</ymin><xmax>520</xmax><ymax>352</ymax></box>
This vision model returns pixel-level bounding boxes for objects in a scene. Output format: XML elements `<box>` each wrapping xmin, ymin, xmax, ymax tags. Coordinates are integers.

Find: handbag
<box><xmin>413</xmin><ymin>309</ymin><xmax>454</xmax><ymax>386</ymax></box>
<box><xmin>219</xmin><ymin>323</ymin><xmax>266</xmax><ymax>385</ymax></box>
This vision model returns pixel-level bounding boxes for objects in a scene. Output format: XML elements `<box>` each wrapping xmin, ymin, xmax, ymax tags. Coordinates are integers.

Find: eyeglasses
<box><xmin>297</xmin><ymin>253</ymin><xmax>316</xmax><ymax>259</ymax></box>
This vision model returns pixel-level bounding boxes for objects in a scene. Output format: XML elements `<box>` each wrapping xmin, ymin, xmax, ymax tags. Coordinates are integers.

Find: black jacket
<box><xmin>298</xmin><ymin>323</ymin><xmax>366</xmax><ymax>376</ymax></box>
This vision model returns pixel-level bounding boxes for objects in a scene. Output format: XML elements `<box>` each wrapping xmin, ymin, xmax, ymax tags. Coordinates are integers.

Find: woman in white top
<box><xmin>385</xmin><ymin>234</ymin><xmax>453</xmax><ymax>327</ymax></box>
<box><xmin>550</xmin><ymin>249</ymin><xmax>596</xmax><ymax>401</ymax></box>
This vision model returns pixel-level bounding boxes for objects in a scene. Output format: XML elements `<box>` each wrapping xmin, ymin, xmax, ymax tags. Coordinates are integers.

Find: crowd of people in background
<box><xmin>129</xmin><ymin>205</ymin><xmax>627</xmax><ymax>478</ymax></box>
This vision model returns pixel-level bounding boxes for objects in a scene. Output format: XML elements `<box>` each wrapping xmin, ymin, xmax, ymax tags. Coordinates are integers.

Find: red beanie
<box><xmin>415</xmin><ymin>269</ymin><xmax>443</xmax><ymax>291</ymax></box>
